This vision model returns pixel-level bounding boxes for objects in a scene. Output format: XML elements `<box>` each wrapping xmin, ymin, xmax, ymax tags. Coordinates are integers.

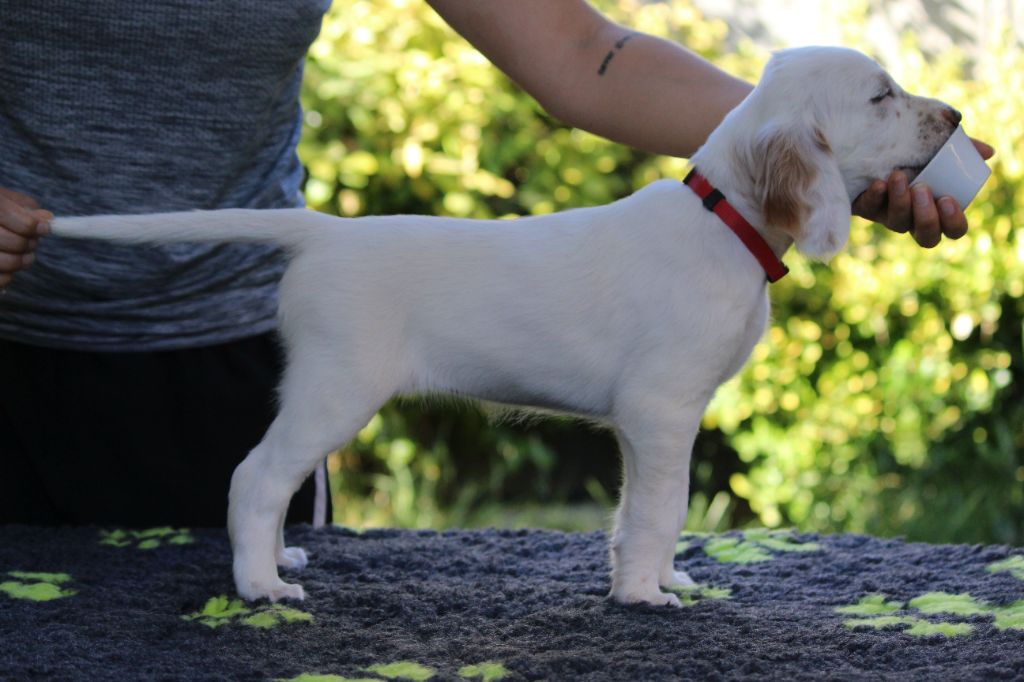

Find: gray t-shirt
<box><xmin>0</xmin><ymin>1</ymin><xmax>330</xmax><ymax>351</ymax></box>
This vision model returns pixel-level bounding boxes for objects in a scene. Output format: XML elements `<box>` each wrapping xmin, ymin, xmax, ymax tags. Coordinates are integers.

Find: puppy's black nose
<box><xmin>942</xmin><ymin>107</ymin><xmax>963</xmax><ymax>127</ymax></box>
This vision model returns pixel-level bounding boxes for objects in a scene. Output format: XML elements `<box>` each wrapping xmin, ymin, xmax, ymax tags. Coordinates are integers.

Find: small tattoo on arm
<box><xmin>597</xmin><ymin>33</ymin><xmax>636</xmax><ymax>76</ymax></box>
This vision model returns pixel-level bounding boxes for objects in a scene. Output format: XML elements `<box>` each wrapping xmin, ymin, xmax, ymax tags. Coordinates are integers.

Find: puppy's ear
<box><xmin>752</xmin><ymin>124</ymin><xmax>851</xmax><ymax>260</ymax></box>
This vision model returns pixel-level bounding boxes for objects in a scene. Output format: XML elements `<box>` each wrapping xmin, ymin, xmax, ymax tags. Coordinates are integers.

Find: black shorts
<box><xmin>0</xmin><ymin>333</ymin><xmax>329</xmax><ymax>527</ymax></box>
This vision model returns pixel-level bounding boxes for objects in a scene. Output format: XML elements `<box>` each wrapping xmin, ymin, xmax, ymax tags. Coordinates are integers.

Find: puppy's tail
<box><xmin>50</xmin><ymin>208</ymin><xmax>330</xmax><ymax>250</ymax></box>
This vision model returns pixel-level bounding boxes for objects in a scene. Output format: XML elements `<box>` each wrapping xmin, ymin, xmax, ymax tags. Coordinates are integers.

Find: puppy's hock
<box><xmin>52</xmin><ymin>46</ymin><xmax>965</xmax><ymax>607</ymax></box>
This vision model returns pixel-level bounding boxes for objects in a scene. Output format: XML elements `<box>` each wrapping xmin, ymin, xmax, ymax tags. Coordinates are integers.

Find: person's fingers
<box><xmin>0</xmin><ymin>229</ymin><xmax>34</xmax><ymax>256</ymax></box>
<box><xmin>0</xmin><ymin>196</ymin><xmax>47</xmax><ymax>285</ymax></box>
<box><xmin>970</xmin><ymin>138</ymin><xmax>994</xmax><ymax>160</ymax></box>
<box><xmin>0</xmin><ymin>250</ymin><xmax>33</xmax><ymax>275</ymax></box>
<box><xmin>910</xmin><ymin>185</ymin><xmax>941</xmax><ymax>248</ymax></box>
<box><xmin>32</xmin><ymin>209</ymin><xmax>52</xmax><ymax>236</ymax></box>
<box><xmin>852</xmin><ymin>179</ymin><xmax>887</xmax><ymax>222</ymax></box>
<box><xmin>0</xmin><ymin>200</ymin><xmax>45</xmax><ymax>239</ymax></box>
<box><xmin>937</xmin><ymin>196</ymin><xmax>968</xmax><ymax>240</ymax></box>
<box><xmin>885</xmin><ymin>171</ymin><xmax>913</xmax><ymax>233</ymax></box>
<box><xmin>0</xmin><ymin>187</ymin><xmax>41</xmax><ymax>211</ymax></box>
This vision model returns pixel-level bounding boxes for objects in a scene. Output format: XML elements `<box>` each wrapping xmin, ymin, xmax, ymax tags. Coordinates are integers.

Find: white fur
<box><xmin>51</xmin><ymin>47</ymin><xmax>959</xmax><ymax>607</ymax></box>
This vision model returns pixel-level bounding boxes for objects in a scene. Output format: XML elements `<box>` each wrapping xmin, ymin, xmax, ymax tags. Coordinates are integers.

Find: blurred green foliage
<box><xmin>299</xmin><ymin>0</ymin><xmax>1024</xmax><ymax>543</ymax></box>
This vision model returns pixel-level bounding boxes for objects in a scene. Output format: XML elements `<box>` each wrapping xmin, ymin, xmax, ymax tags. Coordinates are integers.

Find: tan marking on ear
<box><xmin>758</xmin><ymin>130</ymin><xmax>818</xmax><ymax>237</ymax></box>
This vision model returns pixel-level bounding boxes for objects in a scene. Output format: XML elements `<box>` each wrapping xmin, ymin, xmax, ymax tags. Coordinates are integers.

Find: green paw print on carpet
<box><xmin>458</xmin><ymin>662</ymin><xmax>511</xmax><ymax>682</ymax></box>
<box><xmin>665</xmin><ymin>582</ymin><xmax>732</xmax><ymax>606</ymax></box>
<box><xmin>988</xmin><ymin>555</ymin><xmax>1024</xmax><ymax>581</ymax></box>
<box><xmin>182</xmin><ymin>595</ymin><xmax>312</xmax><ymax>629</ymax></box>
<box><xmin>99</xmin><ymin>526</ymin><xmax>194</xmax><ymax>549</ymax></box>
<box><xmin>677</xmin><ymin>529</ymin><xmax>821</xmax><ymax>564</ymax></box>
<box><xmin>1</xmin><ymin>571</ymin><xmax>78</xmax><ymax>601</ymax></box>
<box><xmin>837</xmin><ymin>592</ymin><xmax>1024</xmax><ymax>637</ymax></box>
<box><xmin>280</xmin><ymin>660</ymin><xmax>510</xmax><ymax>682</ymax></box>
<box><xmin>365</xmin><ymin>663</ymin><xmax>437</xmax><ymax>681</ymax></box>
<box><xmin>280</xmin><ymin>671</ymin><xmax>380</xmax><ymax>675</ymax></box>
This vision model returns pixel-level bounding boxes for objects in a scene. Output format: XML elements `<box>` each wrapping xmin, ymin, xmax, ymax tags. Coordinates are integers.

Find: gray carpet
<box><xmin>2</xmin><ymin>524</ymin><xmax>1024</xmax><ymax>680</ymax></box>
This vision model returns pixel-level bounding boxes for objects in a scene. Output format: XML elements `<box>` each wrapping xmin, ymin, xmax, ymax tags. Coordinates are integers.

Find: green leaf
<box><xmin>183</xmin><ymin>595</ymin><xmax>250</xmax><ymax>622</ymax></box>
<box><xmin>0</xmin><ymin>580</ymin><xmax>77</xmax><ymax>602</ymax></box>
<box><xmin>703</xmin><ymin>537</ymin><xmax>772</xmax><ymax>563</ymax></box>
<box><xmin>741</xmin><ymin>528</ymin><xmax>781</xmax><ymax>541</ymax></box>
<box><xmin>754</xmin><ymin>537</ymin><xmax>821</xmax><ymax>553</ymax></box>
<box><xmin>98</xmin><ymin>526</ymin><xmax>194</xmax><ymax>549</ymax></box>
<box><xmin>992</xmin><ymin>600</ymin><xmax>1024</xmax><ymax>631</ymax></box>
<box><xmin>843</xmin><ymin>615</ymin><xmax>917</xmax><ymax>631</ymax></box>
<box><xmin>8</xmin><ymin>571</ymin><xmax>72</xmax><ymax>584</ymax></box>
<box><xmin>458</xmin><ymin>662</ymin><xmax>510</xmax><ymax>682</ymax></box>
<box><xmin>905</xmin><ymin>620</ymin><xmax>974</xmax><ymax>637</ymax></box>
<box><xmin>276</xmin><ymin>671</ymin><xmax>376</xmax><ymax>675</ymax></box>
<box><xmin>100</xmin><ymin>538</ymin><xmax>132</xmax><ymax>547</ymax></box>
<box><xmin>242</xmin><ymin>611</ymin><xmax>282</xmax><ymax>629</ymax></box>
<box><xmin>204</xmin><ymin>596</ymin><xmax>237</xmax><ymax>616</ymax></box>
<box><xmin>194</xmin><ymin>617</ymin><xmax>232</xmax><ymax>629</ymax></box>
<box><xmin>741</xmin><ymin>529</ymin><xmax>821</xmax><ymax>552</ymax></box>
<box><xmin>696</xmin><ymin>585</ymin><xmax>732</xmax><ymax>600</ymax></box>
<box><xmin>666</xmin><ymin>582</ymin><xmax>733</xmax><ymax>604</ymax></box>
<box><xmin>845</xmin><ymin>614</ymin><xmax>973</xmax><ymax>637</ymax></box>
<box><xmin>835</xmin><ymin>594</ymin><xmax>904</xmax><ymax>615</ymax></box>
<box><xmin>168</xmin><ymin>533</ymin><xmax>195</xmax><ymax>545</ymax></box>
<box><xmin>987</xmin><ymin>555</ymin><xmax>1024</xmax><ymax>581</ymax></box>
<box><xmin>908</xmin><ymin>592</ymin><xmax>989</xmax><ymax>616</ymax></box>
<box><xmin>99</xmin><ymin>530</ymin><xmax>131</xmax><ymax>547</ymax></box>
<box><xmin>271</xmin><ymin>604</ymin><xmax>314</xmax><ymax>624</ymax></box>
<box><xmin>136</xmin><ymin>526</ymin><xmax>177</xmax><ymax>538</ymax></box>
<box><xmin>182</xmin><ymin>596</ymin><xmax>311</xmax><ymax>629</ymax></box>
<box><xmin>365</xmin><ymin>661</ymin><xmax>436</xmax><ymax>681</ymax></box>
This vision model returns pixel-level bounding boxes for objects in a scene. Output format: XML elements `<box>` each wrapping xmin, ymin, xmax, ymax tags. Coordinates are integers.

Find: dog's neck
<box><xmin>689</xmin><ymin>122</ymin><xmax>795</xmax><ymax>260</ymax></box>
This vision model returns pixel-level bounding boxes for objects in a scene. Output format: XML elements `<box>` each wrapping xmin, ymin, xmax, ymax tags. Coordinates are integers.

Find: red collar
<box><xmin>683</xmin><ymin>168</ymin><xmax>788</xmax><ymax>283</ymax></box>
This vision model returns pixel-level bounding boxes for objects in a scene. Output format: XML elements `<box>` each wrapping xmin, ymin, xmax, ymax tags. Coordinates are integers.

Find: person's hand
<box><xmin>0</xmin><ymin>187</ymin><xmax>51</xmax><ymax>289</ymax></box>
<box><xmin>852</xmin><ymin>139</ymin><xmax>995</xmax><ymax>248</ymax></box>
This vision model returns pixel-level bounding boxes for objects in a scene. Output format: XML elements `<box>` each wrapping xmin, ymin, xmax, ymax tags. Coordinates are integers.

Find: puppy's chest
<box><xmin>717</xmin><ymin>292</ymin><xmax>771</xmax><ymax>382</ymax></box>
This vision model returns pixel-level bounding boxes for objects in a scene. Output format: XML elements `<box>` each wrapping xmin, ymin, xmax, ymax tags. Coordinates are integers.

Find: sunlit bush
<box><xmin>300</xmin><ymin>0</ymin><xmax>1023</xmax><ymax>542</ymax></box>
<box><xmin>710</xmin><ymin>24</ymin><xmax>1024</xmax><ymax>543</ymax></box>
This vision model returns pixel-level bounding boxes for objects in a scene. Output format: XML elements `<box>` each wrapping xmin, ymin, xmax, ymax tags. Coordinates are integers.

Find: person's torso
<box><xmin>0</xmin><ymin>0</ymin><xmax>331</xmax><ymax>351</ymax></box>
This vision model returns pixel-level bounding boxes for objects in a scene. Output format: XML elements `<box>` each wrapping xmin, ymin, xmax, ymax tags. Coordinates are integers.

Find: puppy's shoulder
<box><xmin>617</xmin><ymin>178</ymin><xmax>697</xmax><ymax>218</ymax></box>
<box><xmin>627</xmin><ymin>178</ymin><xmax>692</xmax><ymax>204</ymax></box>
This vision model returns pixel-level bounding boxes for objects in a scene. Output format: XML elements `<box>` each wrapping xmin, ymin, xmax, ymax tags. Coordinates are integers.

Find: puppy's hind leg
<box><xmin>228</xmin><ymin>357</ymin><xmax>388</xmax><ymax>603</ymax></box>
<box><xmin>276</xmin><ymin>509</ymin><xmax>308</xmax><ymax>569</ymax></box>
<box><xmin>609</xmin><ymin>400</ymin><xmax>705</xmax><ymax>607</ymax></box>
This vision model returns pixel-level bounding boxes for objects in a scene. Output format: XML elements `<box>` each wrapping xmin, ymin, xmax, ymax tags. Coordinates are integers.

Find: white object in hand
<box><xmin>911</xmin><ymin>125</ymin><xmax>991</xmax><ymax>208</ymax></box>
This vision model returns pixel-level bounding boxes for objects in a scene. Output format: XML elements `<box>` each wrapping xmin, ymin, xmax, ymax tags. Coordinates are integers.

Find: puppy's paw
<box><xmin>660</xmin><ymin>569</ymin><xmax>695</xmax><ymax>589</ymax></box>
<box><xmin>277</xmin><ymin>546</ymin><xmax>309</xmax><ymax>570</ymax></box>
<box><xmin>267</xmin><ymin>580</ymin><xmax>305</xmax><ymax>603</ymax></box>
<box><xmin>237</xmin><ymin>578</ymin><xmax>306</xmax><ymax>603</ymax></box>
<box><xmin>610</xmin><ymin>584</ymin><xmax>682</xmax><ymax>608</ymax></box>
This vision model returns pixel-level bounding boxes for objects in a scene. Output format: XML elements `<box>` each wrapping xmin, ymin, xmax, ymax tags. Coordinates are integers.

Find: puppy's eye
<box><xmin>870</xmin><ymin>87</ymin><xmax>893</xmax><ymax>104</ymax></box>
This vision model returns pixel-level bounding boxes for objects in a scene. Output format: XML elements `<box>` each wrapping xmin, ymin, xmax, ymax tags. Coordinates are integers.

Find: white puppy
<box><xmin>53</xmin><ymin>47</ymin><xmax>960</xmax><ymax>607</ymax></box>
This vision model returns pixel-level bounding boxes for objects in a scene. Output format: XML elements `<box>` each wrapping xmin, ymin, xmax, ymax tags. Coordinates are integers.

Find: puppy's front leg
<box><xmin>609</xmin><ymin>402</ymin><xmax>704</xmax><ymax>607</ymax></box>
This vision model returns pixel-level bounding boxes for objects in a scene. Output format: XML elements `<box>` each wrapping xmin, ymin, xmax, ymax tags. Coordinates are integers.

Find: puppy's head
<box><xmin>733</xmin><ymin>46</ymin><xmax>961</xmax><ymax>260</ymax></box>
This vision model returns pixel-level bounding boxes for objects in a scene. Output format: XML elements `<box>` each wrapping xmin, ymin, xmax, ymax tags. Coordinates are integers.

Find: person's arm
<box><xmin>426</xmin><ymin>0</ymin><xmax>750</xmax><ymax>158</ymax></box>
<box><xmin>427</xmin><ymin>0</ymin><xmax>994</xmax><ymax>247</ymax></box>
